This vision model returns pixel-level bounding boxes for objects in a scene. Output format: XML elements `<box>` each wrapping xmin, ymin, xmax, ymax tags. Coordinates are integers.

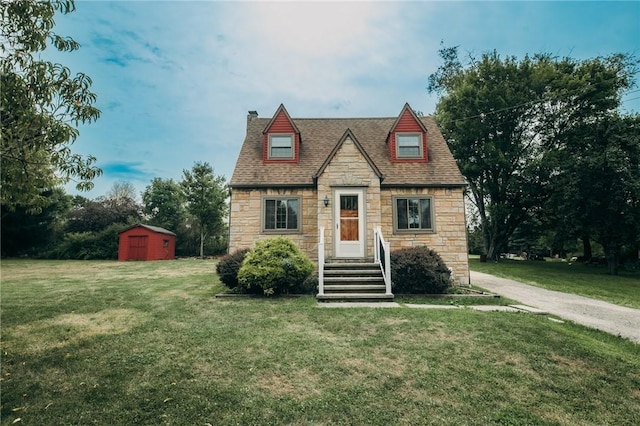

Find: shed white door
<box><xmin>334</xmin><ymin>189</ymin><xmax>365</xmax><ymax>258</ymax></box>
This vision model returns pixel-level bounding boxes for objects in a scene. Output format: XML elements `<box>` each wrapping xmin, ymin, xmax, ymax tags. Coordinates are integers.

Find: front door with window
<box><xmin>334</xmin><ymin>189</ymin><xmax>365</xmax><ymax>258</ymax></box>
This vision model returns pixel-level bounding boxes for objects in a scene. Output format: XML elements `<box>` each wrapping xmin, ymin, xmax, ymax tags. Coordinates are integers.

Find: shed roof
<box><xmin>230</xmin><ymin>112</ymin><xmax>466</xmax><ymax>188</ymax></box>
<box><xmin>119</xmin><ymin>224</ymin><xmax>176</xmax><ymax>236</ymax></box>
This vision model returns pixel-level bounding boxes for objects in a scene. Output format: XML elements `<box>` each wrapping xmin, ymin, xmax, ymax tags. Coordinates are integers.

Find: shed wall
<box><xmin>118</xmin><ymin>227</ymin><xmax>176</xmax><ymax>261</ymax></box>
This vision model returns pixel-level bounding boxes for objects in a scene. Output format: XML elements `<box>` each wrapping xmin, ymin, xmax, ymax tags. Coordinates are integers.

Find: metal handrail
<box><xmin>373</xmin><ymin>227</ymin><xmax>392</xmax><ymax>295</ymax></box>
<box><xmin>318</xmin><ymin>227</ymin><xmax>325</xmax><ymax>296</ymax></box>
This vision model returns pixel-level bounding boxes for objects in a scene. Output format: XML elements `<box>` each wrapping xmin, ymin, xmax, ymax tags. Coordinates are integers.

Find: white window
<box><xmin>268</xmin><ymin>134</ymin><xmax>294</xmax><ymax>159</ymax></box>
<box><xmin>396</xmin><ymin>133</ymin><xmax>422</xmax><ymax>158</ymax></box>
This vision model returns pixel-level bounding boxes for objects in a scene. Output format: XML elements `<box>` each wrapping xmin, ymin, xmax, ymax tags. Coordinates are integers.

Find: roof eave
<box><xmin>381</xmin><ymin>182</ymin><xmax>467</xmax><ymax>189</ymax></box>
<box><xmin>229</xmin><ymin>183</ymin><xmax>315</xmax><ymax>190</ymax></box>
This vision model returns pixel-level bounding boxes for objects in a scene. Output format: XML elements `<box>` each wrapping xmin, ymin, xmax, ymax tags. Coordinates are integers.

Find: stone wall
<box><xmin>228</xmin><ymin>138</ymin><xmax>469</xmax><ymax>285</ymax></box>
<box><xmin>228</xmin><ymin>188</ymin><xmax>318</xmax><ymax>259</ymax></box>
<box><xmin>316</xmin><ymin>137</ymin><xmax>382</xmax><ymax>260</ymax></box>
<box><xmin>380</xmin><ymin>187</ymin><xmax>469</xmax><ymax>285</ymax></box>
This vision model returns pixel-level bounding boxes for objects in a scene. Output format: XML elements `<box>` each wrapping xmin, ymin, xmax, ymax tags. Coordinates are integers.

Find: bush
<box><xmin>295</xmin><ymin>274</ymin><xmax>319</xmax><ymax>295</ymax></box>
<box><xmin>237</xmin><ymin>237</ymin><xmax>314</xmax><ymax>296</ymax></box>
<box><xmin>390</xmin><ymin>246</ymin><xmax>452</xmax><ymax>294</ymax></box>
<box><xmin>216</xmin><ymin>248</ymin><xmax>251</xmax><ymax>291</ymax></box>
<box><xmin>50</xmin><ymin>223</ymin><xmax>122</xmax><ymax>259</ymax></box>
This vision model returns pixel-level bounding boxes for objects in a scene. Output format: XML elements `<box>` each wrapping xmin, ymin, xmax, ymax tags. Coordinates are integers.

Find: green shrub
<box><xmin>216</xmin><ymin>248</ymin><xmax>252</xmax><ymax>291</ymax></box>
<box><xmin>295</xmin><ymin>274</ymin><xmax>319</xmax><ymax>295</ymax></box>
<box><xmin>390</xmin><ymin>246</ymin><xmax>452</xmax><ymax>294</ymax></box>
<box><xmin>51</xmin><ymin>223</ymin><xmax>122</xmax><ymax>259</ymax></box>
<box><xmin>237</xmin><ymin>237</ymin><xmax>314</xmax><ymax>296</ymax></box>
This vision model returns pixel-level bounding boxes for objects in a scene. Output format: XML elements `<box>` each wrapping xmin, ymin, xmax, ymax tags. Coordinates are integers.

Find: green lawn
<box><xmin>470</xmin><ymin>257</ymin><xmax>640</xmax><ymax>309</ymax></box>
<box><xmin>1</xmin><ymin>259</ymin><xmax>639</xmax><ymax>425</ymax></box>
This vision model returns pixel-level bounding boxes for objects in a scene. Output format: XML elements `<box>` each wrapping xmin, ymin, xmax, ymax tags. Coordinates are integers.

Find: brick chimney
<box><xmin>247</xmin><ymin>110</ymin><xmax>258</xmax><ymax>126</ymax></box>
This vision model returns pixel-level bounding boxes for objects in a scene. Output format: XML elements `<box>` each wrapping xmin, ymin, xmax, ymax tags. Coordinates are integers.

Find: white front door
<box><xmin>334</xmin><ymin>189</ymin><xmax>365</xmax><ymax>258</ymax></box>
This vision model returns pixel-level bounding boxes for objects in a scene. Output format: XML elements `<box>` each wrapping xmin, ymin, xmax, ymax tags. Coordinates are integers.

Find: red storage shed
<box><xmin>118</xmin><ymin>224</ymin><xmax>176</xmax><ymax>261</ymax></box>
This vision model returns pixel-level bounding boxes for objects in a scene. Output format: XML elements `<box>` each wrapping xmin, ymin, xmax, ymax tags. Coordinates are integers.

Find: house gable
<box><xmin>387</xmin><ymin>103</ymin><xmax>428</xmax><ymax>163</ymax></box>
<box><xmin>314</xmin><ymin>129</ymin><xmax>383</xmax><ymax>182</ymax></box>
<box><xmin>262</xmin><ymin>104</ymin><xmax>301</xmax><ymax>164</ymax></box>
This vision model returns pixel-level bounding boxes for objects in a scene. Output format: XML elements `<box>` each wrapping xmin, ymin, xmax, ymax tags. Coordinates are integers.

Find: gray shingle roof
<box><xmin>230</xmin><ymin>114</ymin><xmax>466</xmax><ymax>188</ymax></box>
<box><xmin>119</xmin><ymin>224</ymin><xmax>176</xmax><ymax>236</ymax></box>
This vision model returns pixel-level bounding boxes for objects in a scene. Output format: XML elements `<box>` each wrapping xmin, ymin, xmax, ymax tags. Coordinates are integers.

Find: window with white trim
<box><xmin>268</xmin><ymin>134</ymin><xmax>294</xmax><ymax>159</ymax></box>
<box><xmin>263</xmin><ymin>197</ymin><xmax>300</xmax><ymax>232</ymax></box>
<box><xmin>396</xmin><ymin>133</ymin><xmax>422</xmax><ymax>158</ymax></box>
<box><xmin>393</xmin><ymin>196</ymin><xmax>433</xmax><ymax>232</ymax></box>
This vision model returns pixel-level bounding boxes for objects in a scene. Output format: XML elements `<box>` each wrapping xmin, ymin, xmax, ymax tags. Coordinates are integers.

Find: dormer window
<box><xmin>388</xmin><ymin>103</ymin><xmax>428</xmax><ymax>163</ymax></box>
<box><xmin>262</xmin><ymin>105</ymin><xmax>300</xmax><ymax>163</ymax></box>
<box><xmin>396</xmin><ymin>133</ymin><xmax>422</xmax><ymax>158</ymax></box>
<box><xmin>268</xmin><ymin>134</ymin><xmax>294</xmax><ymax>159</ymax></box>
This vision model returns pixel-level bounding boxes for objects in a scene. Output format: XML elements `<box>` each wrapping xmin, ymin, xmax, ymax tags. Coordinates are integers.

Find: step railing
<box><xmin>373</xmin><ymin>227</ymin><xmax>392</xmax><ymax>295</ymax></box>
<box><xmin>318</xmin><ymin>227</ymin><xmax>325</xmax><ymax>296</ymax></box>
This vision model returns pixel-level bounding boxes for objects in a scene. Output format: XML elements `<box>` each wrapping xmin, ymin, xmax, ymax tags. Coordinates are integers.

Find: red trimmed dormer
<box><xmin>387</xmin><ymin>103</ymin><xmax>428</xmax><ymax>163</ymax></box>
<box><xmin>262</xmin><ymin>104</ymin><xmax>301</xmax><ymax>164</ymax></box>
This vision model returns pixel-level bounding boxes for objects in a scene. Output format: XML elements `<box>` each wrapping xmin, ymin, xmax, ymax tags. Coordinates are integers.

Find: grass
<box><xmin>470</xmin><ymin>257</ymin><xmax>640</xmax><ymax>309</ymax></box>
<box><xmin>395</xmin><ymin>293</ymin><xmax>518</xmax><ymax>306</ymax></box>
<box><xmin>2</xmin><ymin>259</ymin><xmax>639</xmax><ymax>425</ymax></box>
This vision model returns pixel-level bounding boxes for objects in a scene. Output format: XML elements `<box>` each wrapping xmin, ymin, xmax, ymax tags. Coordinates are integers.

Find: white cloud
<box><xmin>208</xmin><ymin>1</ymin><xmax>420</xmax><ymax>113</ymax></box>
<box><xmin>48</xmin><ymin>0</ymin><xmax>638</xmax><ymax>199</ymax></box>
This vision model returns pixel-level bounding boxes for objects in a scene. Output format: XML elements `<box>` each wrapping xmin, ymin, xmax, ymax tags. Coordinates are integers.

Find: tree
<box><xmin>550</xmin><ymin>114</ymin><xmax>640</xmax><ymax>274</ymax></box>
<box><xmin>1</xmin><ymin>0</ymin><xmax>101</xmax><ymax>213</ymax></box>
<box><xmin>0</xmin><ymin>187</ymin><xmax>71</xmax><ymax>257</ymax></box>
<box><xmin>181</xmin><ymin>162</ymin><xmax>227</xmax><ymax>258</ymax></box>
<box><xmin>540</xmin><ymin>55</ymin><xmax>638</xmax><ymax>269</ymax></box>
<box><xmin>106</xmin><ymin>181</ymin><xmax>138</xmax><ymax>205</ymax></box>
<box><xmin>66</xmin><ymin>182</ymin><xmax>141</xmax><ymax>233</ymax></box>
<box><xmin>428</xmin><ymin>48</ymin><xmax>553</xmax><ymax>259</ymax></box>
<box><xmin>142</xmin><ymin>178</ymin><xmax>186</xmax><ymax>233</ymax></box>
<box><xmin>428</xmin><ymin>47</ymin><xmax>636</xmax><ymax>260</ymax></box>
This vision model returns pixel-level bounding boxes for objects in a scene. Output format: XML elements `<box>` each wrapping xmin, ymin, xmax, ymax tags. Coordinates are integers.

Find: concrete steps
<box><xmin>317</xmin><ymin>261</ymin><xmax>393</xmax><ymax>302</ymax></box>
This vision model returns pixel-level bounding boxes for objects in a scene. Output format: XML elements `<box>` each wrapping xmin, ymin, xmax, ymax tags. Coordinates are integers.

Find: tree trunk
<box><xmin>486</xmin><ymin>243</ymin><xmax>499</xmax><ymax>261</ymax></box>
<box><xmin>606</xmin><ymin>254</ymin><xmax>618</xmax><ymax>275</ymax></box>
<box><xmin>486</xmin><ymin>231</ymin><xmax>503</xmax><ymax>261</ymax></box>
<box><xmin>604</xmin><ymin>244</ymin><xmax>619</xmax><ymax>275</ymax></box>
<box><xmin>481</xmin><ymin>232</ymin><xmax>490</xmax><ymax>262</ymax></box>
<box><xmin>200</xmin><ymin>228</ymin><xmax>204</xmax><ymax>259</ymax></box>
<box><xmin>581</xmin><ymin>235</ymin><xmax>592</xmax><ymax>260</ymax></box>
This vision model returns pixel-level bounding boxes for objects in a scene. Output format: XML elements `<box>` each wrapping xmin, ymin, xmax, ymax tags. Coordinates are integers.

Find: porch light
<box><xmin>323</xmin><ymin>195</ymin><xmax>329</xmax><ymax>207</ymax></box>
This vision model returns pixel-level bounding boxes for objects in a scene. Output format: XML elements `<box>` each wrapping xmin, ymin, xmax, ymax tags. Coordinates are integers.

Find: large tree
<box><xmin>106</xmin><ymin>181</ymin><xmax>138</xmax><ymax>205</ymax></box>
<box><xmin>142</xmin><ymin>177</ymin><xmax>186</xmax><ymax>234</ymax></box>
<box><xmin>550</xmin><ymin>114</ymin><xmax>640</xmax><ymax>274</ymax></box>
<box><xmin>181</xmin><ymin>162</ymin><xmax>227</xmax><ymax>258</ymax></box>
<box><xmin>428</xmin><ymin>49</ymin><xmax>552</xmax><ymax>259</ymax></box>
<box><xmin>66</xmin><ymin>182</ymin><xmax>141</xmax><ymax>233</ymax></box>
<box><xmin>1</xmin><ymin>0</ymin><xmax>101</xmax><ymax>213</ymax></box>
<box><xmin>0</xmin><ymin>187</ymin><xmax>71</xmax><ymax>257</ymax></box>
<box><xmin>428</xmin><ymin>47</ymin><xmax>636</xmax><ymax>260</ymax></box>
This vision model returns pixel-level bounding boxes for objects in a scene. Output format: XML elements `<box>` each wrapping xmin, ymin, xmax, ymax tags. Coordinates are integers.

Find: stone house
<box><xmin>229</xmin><ymin>103</ymin><xmax>469</xmax><ymax>300</ymax></box>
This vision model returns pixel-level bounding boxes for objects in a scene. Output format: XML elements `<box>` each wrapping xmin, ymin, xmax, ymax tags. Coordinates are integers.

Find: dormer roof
<box><xmin>230</xmin><ymin>106</ymin><xmax>465</xmax><ymax>188</ymax></box>
<box><xmin>262</xmin><ymin>104</ymin><xmax>301</xmax><ymax>135</ymax></box>
<box><xmin>388</xmin><ymin>102</ymin><xmax>428</xmax><ymax>138</ymax></box>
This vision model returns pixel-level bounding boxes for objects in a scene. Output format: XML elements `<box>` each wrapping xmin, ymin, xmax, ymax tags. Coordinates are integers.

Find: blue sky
<box><xmin>47</xmin><ymin>0</ymin><xmax>640</xmax><ymax>199</ymax></box>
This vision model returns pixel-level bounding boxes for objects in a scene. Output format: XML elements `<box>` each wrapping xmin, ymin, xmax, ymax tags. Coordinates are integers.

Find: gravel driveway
<box><xmin>471</xmin><ymin>271</ymin><xmax>640</xmax><ymax>344</ymax></box>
